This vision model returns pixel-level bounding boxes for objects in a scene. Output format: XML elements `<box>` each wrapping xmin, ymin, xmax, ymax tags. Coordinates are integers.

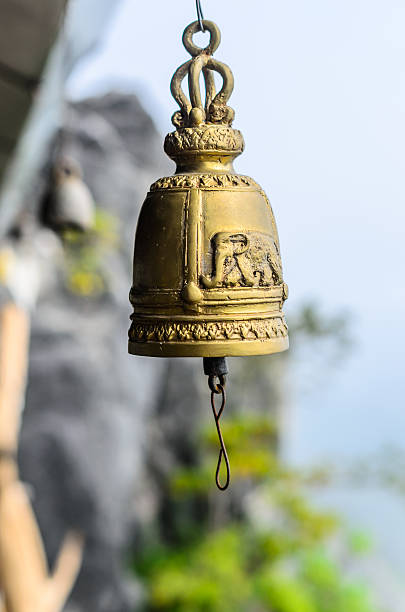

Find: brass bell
<box><xmin>129</xmin><ymin>20</ymin><xmax>288</xmax><ymax>359</ymax></box>
<box><xmin>128</xmin><ymin>19</ymin><xmax>289</xmax><ymax>490</ymax></box>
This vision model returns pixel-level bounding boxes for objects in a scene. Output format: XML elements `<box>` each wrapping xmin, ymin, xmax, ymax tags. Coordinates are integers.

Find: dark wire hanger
<box><xmin>196</xmin><ymin>0</ymin><xmax>206</xmax><ymax>32</ymax></box>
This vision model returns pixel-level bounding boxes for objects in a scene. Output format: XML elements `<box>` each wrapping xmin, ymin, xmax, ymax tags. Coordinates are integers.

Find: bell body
<box><xmin>129</xmin><ymin>21</ymin><xmax>288</xmax><ymax>358</ymax></box>
<box><xmin>129</xmin><ymin>126</ymin><xmax>288</xmax><ymax>357</ymax></box>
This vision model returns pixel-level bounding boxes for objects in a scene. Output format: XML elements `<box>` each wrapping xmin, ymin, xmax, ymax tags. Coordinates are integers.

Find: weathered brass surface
<box><xmin>128</xmin><ymin>20</ymin><xmax>289</xmax><ymax>358</ymax></box>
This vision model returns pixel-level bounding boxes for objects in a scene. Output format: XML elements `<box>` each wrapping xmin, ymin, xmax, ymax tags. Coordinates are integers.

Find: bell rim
<box><xmin>128</xmin><ymin>336</ymin><xmax>289</xmax><ymax>358</ymax></box>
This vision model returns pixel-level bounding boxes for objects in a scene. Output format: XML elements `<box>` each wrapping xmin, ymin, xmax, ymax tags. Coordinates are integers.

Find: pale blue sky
<box><xmin>67</xmin><ymin>0</ymin><xmax>405</xmax><ymax>585</ymax></box>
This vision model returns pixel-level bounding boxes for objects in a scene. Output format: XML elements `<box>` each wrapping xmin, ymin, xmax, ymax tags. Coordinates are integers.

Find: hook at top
<box><xmin>196</xmin><ymin>0</ymin><xmax>205</xmax><ymax>32</ymax></box>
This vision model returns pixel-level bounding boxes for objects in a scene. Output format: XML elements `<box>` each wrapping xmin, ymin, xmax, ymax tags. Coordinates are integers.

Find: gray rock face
<box><xmin>19</xmin><ymin>93</ymin><xmax>205</xmax><ymax>611</ymax></box>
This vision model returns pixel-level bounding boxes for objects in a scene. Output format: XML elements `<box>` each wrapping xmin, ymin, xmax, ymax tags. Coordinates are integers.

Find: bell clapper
<box><xmin>203</xmin><ymin>357</ymin><xmax>230</xmax><ymax>491</ymax></box>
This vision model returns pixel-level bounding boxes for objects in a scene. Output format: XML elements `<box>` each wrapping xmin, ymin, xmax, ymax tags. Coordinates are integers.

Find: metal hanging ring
<box><xmin>211</xmin><ymin>384</ymin><xmax>230</xmax><ymax>490</ymax></box>
<box><xmin>208</xmin><ymin>373</ymin><xmax>226</xmax><ymax>394</ymax></box>
<box><xmin>196</xmin><ymin>0</ymin><xmax>206</xmax><ymax>32</ymax></box>
<box><xmin>183</xmin><ymin>20</ymin><xmax>221</xmax><ymax>57</ymax></box>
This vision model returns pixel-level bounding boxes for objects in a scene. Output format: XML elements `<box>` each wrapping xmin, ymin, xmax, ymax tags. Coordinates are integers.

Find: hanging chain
<box><xmin>195</xmin><ymin>0</ymin><xmax>206</xmax><ymax>32</ymax></box>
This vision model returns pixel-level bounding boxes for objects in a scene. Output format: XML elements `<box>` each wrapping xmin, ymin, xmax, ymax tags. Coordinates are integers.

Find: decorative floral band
<box><xmin>150</xmin><ymin>173</ymin><xmax>260</xmax><ymax>192</ymax></box>
<box><xmin>129</xmin><ymin>317</ymin><xmax>288</xmax><ymax>344</ymax></box>
<box><xmin>164</xmin><ymin>125</ymin><xmax>245</xmax><ymax>157</ymax></box>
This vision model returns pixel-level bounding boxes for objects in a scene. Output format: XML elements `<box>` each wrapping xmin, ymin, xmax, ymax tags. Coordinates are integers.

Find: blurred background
<box><xmin>0</xmin><ymin>0</ymin><xmax>404</xmax><ymax>610</ymax></box>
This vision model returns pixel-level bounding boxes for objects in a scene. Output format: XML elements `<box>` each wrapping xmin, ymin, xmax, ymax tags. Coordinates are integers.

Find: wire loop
<box><xmin>211</xmin><ymin>385</ymin><xmax>230</xmax><ymax>490</ymax></box>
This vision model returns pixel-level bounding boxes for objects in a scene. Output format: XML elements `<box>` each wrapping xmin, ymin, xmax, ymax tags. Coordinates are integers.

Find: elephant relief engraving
<box><xmin>201</xmin><ymin>231</ymin><xmax>283</xmax><ymax>289</ymax></box>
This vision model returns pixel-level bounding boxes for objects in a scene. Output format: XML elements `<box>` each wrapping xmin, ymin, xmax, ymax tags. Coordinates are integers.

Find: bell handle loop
<box><xmin>170</xmin><ymin>60</ymin><xmax>193</xmax><ymax>119</ymax></box>
<box><xmin>189</xmin><ymin>56</ymin><xmax>234</xmax><ymax>114</ymax></box>
<box><xmin>207</xmin><ymin>58</ymin><xmax>234</xmax><ymax>109</ymax></box>
<box><xmin>170</xmin><ymin>59</ymin><xmax>217</xmax><ymax>121</ymax></box>
<box><xmin>188</xmin><ymin>55</ymin><xmax>210</xmax><ymax>111</ymax></box>
<box><xmin>211</xmin><ymin>386</ymin><xmax>230</xmax><ymax>491</ymax></box>
<box><xmin>182</xmin><ymin>20</ymin><xmax>221</xmax><ymax>57</ymax></box>
<box><xmin>171</xmin><ymin>21</ymin><xmax>234</xmax><ymax>126</ymax></box>
<box><xmin>203</xmin><ymin>67</ymin><xmax>216</xmax><ymax>111</ymax></box>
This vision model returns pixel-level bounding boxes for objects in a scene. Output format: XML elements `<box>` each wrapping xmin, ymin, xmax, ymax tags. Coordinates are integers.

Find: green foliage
<box><xmin>62</xmin><ymin>208</ymin><xmax>119</xmax><ymax>296</ymax></box>
<box><xmin>136</xmin><ymin>527</ymin><xmax>378</xmax><ymax>612</ymax></box>
<box><xmin>347</xmin><ymin>531</ymin><xmax>374</xmax><ymax>556</ymax></box>
<box><xmin>141</xmin><ymin>529</ymin><xmax>252</xmax><ymax>612</ymax></box>
<box><xmin>133</xmin><ymin>413</ymin><xmax>380</xmax><ymax>612</ymax></box>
